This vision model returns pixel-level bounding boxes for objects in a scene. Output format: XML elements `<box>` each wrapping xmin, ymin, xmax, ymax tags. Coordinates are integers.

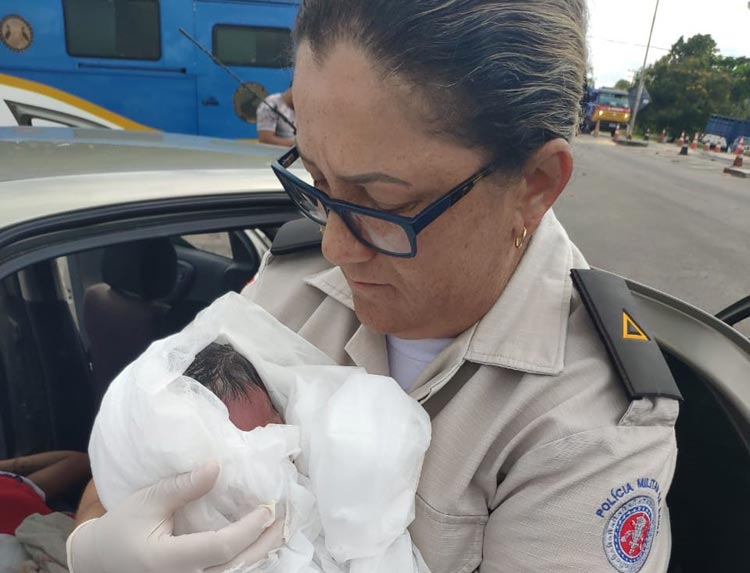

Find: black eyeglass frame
<box><xmin>271</xmin><ymin>146</ymin><xmax>499</xmax><ymax>258</ymax></box>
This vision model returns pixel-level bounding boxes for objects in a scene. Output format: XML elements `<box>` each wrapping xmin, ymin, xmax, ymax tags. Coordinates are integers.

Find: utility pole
<box><xmin>627</xmin><ymin>0</ymin><xmax>660</xmax><ymax>139</ymax></box>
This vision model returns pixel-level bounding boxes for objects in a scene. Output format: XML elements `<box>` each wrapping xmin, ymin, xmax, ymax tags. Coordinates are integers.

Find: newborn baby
<box><xmin>88</xmin><ymin>293</ymin><xmax>431</xmax><ymax>573</ymax></box>
<box><xmin>184</xmin><ymin>342</ymin><xmax>282</xmax><ymax>431</ymax></box>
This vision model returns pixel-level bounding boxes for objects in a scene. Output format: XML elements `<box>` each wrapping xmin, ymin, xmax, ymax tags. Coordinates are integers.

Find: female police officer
<box><xmin>67</xmin><ymin>1</ymin><xmax>679</xmax><ymax>571</ymax></box>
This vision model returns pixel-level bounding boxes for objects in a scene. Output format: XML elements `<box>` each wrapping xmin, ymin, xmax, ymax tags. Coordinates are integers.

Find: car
<box><xmin>700</xmin><ymin>133</ymin><xmax>728</xmax><ymax>151</ymax></box>
<box><xmin>0</xmin><ymin>127</ymin><xmax>749</xmax><ymax>572</ymax></box>
<box><xmin>729</xmin><ymin>135</ymin><xmax>750</xmax><ymax>154</ymax></box>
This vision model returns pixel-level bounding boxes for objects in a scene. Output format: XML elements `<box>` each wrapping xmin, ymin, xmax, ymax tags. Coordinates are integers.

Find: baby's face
<box><xmin>225</xmin><ymin>385</ymin><xmax>283</xmax><ymax>432</ymax></box>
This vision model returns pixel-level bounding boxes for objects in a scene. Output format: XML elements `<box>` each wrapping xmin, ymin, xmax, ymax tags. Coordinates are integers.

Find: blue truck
<box><xmin>0</xmin><ymin>0</ymin><xmax>299</xmax><ymax>139</ymax></box>
<box><xmin>704</xmin><ymin>114</ymin><xmax>750</xmax><ymax>152</ymax></box>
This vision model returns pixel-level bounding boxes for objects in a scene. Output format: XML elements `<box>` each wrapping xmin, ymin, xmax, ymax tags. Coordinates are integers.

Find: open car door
<box><xmin>622</xmin><ymin>277</ymin><xmax>750</xmax><ymax>573</ymax></box>
<box><xmin>717</xmin><ymin>295</ymin><xmax>750</xmax><ymax>334</ymax></box>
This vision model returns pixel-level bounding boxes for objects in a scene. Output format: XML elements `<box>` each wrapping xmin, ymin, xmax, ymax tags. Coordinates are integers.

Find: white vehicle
<box><xmin>700</xmin><ymin>133</ymin><xmax>728</xmax><ymax>151</ymax></box>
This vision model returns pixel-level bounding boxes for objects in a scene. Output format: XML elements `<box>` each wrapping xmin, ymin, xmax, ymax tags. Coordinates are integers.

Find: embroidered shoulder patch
<box><xmin>603</xmin><ymin>495</ymin><xmax>656</xmax><ymax>573</ymax></box>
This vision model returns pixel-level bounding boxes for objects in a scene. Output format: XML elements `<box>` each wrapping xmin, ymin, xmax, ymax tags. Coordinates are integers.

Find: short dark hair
<box><xmin>185</xmin><ymin>342</ymin><xmax>267</xmax><ymax>402</ymax></box>
<box><xmin>294</xmin><ymin>0</ymin><xmax>588</xmax><ymax>172</ymax></box>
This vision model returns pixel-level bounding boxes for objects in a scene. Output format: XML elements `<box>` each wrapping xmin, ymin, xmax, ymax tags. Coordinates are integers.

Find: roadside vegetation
<box><xmin>614</xmin><ymin>34</ymin><xmax>750</xmax><ymax>137</ymax></box>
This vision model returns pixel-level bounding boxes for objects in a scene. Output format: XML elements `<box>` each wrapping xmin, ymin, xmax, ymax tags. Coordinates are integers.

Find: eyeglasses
<box><xmin>271</xmin><ymin>146</ymin><xmax>498</xmax><ymax>258</ymax></box>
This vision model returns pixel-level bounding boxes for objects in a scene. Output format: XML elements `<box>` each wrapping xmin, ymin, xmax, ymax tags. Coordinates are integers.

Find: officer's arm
<box><xmin>480</xmin><ymin>269</ymin><xmax>682</xmax><ymax>572</ymax></box>
<box><xmin>480</xmin><ymin>401</ymin><xmax>678</xmax><ymax>572</ymax></box>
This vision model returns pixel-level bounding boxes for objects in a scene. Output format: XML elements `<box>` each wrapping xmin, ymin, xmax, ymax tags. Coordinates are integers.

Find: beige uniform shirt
<box><xmin>244</xmin><ymin>211</ymin><xmax>679</xmax><ymax>573</ymax></box>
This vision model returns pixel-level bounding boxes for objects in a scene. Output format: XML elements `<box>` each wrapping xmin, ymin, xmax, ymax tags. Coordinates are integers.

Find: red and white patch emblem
<box><xmin>603</xmin><ymin>496</ymin><xmax>656</xmax><ymax>572</ymax></box>
<box><xmin>618</xmin><ymin>511</ymin><xmax>651</xmax><ymax>559</ymax></box>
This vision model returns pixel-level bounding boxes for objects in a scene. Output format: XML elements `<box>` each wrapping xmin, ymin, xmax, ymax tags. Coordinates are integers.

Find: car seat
<box><xmin>83</xmin><ymin>238</ymin><xmax>177</xmax><ymax>404</ymax></box>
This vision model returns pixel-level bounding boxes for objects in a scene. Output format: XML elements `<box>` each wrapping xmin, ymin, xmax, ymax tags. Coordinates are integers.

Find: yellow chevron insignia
<box><xmin>622</xmin><ymin>311</ymin><xmax>650</xmax><ymax>341</ymax></box>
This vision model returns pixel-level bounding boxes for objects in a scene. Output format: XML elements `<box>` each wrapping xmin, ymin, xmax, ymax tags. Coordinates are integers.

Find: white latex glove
<box><xmin>66</xmin><ymin>462</ymin><xmax>284</xmax><ymax>573</ymax></box>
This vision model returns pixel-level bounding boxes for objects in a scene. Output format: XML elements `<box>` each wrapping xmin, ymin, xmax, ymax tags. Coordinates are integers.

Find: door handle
<box><xmin>202</xmin><ymin>97</ymin><xmax>219</xmax><ymax>106</ymax></box>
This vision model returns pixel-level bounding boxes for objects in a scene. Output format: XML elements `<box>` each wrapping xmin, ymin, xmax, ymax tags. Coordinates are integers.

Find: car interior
<box><xmin>0</xmin><ymin>224</ymin><xmax>277</xmax><ymax>506</ymax></box>
<box><xmin>0</xmin><ymin>218</ymin><xmax>749</xmax><ymax>572</ymax></box>
<box><xmin>74</xmin><ymin>231</ymin><xmax>267</xmax><ymax>405</ymax></box>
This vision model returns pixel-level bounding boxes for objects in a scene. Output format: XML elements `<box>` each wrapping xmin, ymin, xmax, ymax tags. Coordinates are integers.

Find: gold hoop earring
<box><xmin>514</xmin><ymin>227</ymin><xmax>527</xmax><ymax>249</ymax></box>
<box><xmin>319</xmin><ymin>226</ymin><xmax>325</xmax><ymax>235</ymax></box>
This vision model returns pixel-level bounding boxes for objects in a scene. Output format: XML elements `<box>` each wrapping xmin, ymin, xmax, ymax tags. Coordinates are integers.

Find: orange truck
<box><xmin>582</xmin><ymin>88</ymin><xmax>632</xmax><ymax>135</ymax></box>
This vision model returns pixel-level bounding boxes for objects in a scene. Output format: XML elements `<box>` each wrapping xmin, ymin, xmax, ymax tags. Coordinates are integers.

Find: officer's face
<box><xmin>293</xmin><ymin>42</ymin><xmax>542</xmax><ymax>339</ymax></box>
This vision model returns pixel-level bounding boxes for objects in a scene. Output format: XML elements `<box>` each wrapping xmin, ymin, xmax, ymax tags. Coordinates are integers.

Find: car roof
<box><xmin>0</xmin><ymin>127</ymin><xmax>294</xmax><ymax>229</ymax></box>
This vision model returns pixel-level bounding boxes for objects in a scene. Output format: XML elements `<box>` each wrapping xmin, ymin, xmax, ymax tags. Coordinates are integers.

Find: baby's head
<box><xmin>185</xmin><ymin>342</ymin><xmax>283</xmax><ymax>431</ymax></box>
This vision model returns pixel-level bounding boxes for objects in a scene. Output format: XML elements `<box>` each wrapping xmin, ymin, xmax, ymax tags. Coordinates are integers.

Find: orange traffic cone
<box><xmin>703</xmin><ymin>139</ymin><xmax>710</xmax><ymax>151</ymax></box>
<box><xmin>715</xmin><ymin>140</ymin><xmax>723</xmax><ymax>153</ymax></box>
<box><xmin>732</xmin><ymin>154</ymin><xmax>743</xmax><ymax>168</ymax></box>
<box><xmin>613</xmin><ymin>124</ymin><xmax>620</xmax><ymax>142</ymax></box>
<box><xmin>677</xmin><ymin>131</ymin><xmax>685</xmax><ymax>147</ymax></box>
<box><xmin>690</xmin><ymin>133</ymin><xmax>698</xmax><ymax>150</ymax></box>
<box><xmin>659</xmin><ymin>129</ymin><xmax>666</xmax><ymax>144</ymax></box>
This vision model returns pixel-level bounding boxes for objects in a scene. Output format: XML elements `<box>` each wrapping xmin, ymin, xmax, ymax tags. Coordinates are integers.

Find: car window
<box><xmin>0</xmin><ymin>217</ymin><xmax>287</xmax><ymax>458</ymax></box>
<box><xmin>179</xmin><ymin>233</ymin><xmax>233</xmax><ymax>259</ymax></box>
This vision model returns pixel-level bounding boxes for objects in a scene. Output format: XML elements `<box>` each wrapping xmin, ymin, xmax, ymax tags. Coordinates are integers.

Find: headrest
<box><xmin>102</xmin><ymin>239</ymin><xmax>178</xmax><ymax>301</ymax></box>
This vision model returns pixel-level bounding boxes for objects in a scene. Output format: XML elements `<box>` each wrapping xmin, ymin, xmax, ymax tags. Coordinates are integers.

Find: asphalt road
<box><xmin>556</xmin><ymin>136</ymin><xmax>750</xmax><ymax>336</ymax></box>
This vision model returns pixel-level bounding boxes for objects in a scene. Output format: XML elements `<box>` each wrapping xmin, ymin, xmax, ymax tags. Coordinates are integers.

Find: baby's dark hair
<box><xmin>185</xmin><ymin>342</ymin><xmax>267</xmax><ymax>401</ymax></box>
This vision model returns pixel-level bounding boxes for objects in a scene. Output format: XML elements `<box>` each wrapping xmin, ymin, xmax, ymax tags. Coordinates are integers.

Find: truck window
<box><xmin>598</xmin><ymin>92</ymin><xmax>630</xmax><ymax>108</ymax></box>
<box><xmin>212</xmin><ymin>25</ymin><xmax>292</xmax><ymax>68</ymax></box>
<box><xmin>63</xmin><ymin>0</ymin><xmax>161</xmax><ymax>60</ymax></box>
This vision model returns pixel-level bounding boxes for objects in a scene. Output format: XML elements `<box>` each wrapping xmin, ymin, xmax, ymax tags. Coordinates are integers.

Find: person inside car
<box><xmin>67</xmin><ymin>1</ymin><xmax>679</xmax><ymax>572</ymax></box>
<box><xmin>0</xmin><ymin>450</ymin><xmax>90</xmax><ymax>535</ymax></box>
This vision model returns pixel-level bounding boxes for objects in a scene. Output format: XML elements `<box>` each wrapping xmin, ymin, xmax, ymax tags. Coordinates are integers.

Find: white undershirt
<box><xmin>386</xmin><ymin>335</ymin><xmax>455</xmax><ymax>392</ymax></box>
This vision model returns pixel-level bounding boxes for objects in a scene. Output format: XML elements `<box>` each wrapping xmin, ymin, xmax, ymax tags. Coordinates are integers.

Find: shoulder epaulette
<box><xmin>271</xmin><ymin>218</ymin><xmax>322</xmax><ymax>256</ymax></box>
<box><xmin>571</xmin><ymin>268</ymin><xmax>683</xmax><ymax>401</ymax></box>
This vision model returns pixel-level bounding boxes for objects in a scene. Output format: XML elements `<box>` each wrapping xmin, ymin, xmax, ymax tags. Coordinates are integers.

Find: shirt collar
<box><xmin>464</xmin><ymin>210</ymin><xmax>576</xmax><ymax>375</ymax></box>
<box><xmin>301</xmin><ymin>270</ymin><xmax>390</xmax><ymax>375</ymax></box>
<box><xmin>304</xmin><ymin>210</ymin><xmax>579</xmax><ymax>377</ymax></box>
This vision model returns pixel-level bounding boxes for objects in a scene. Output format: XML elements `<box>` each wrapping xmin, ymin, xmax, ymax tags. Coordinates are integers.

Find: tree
<box><xmin>638</xmin><ymin>34</ymin><xmax>750</xmax><ymax>135</ymax></box>
<box><xmin>613</xmin><ymin>79</ymin><xmax>631</xmax><ymax>91</ymax></box>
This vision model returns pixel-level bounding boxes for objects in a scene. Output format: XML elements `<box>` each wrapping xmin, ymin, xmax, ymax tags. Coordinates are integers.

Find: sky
<box><xmin>588</xmin><ymin>0</ymin><xmax>750</xmax><ymax>87</ymax></box>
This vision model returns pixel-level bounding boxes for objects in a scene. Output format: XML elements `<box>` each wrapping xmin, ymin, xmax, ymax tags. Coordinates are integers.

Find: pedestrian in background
<box><xmin>257</xmin><ymin>87</ymin><xmax>295</xmax><ymax>147</ymax></box>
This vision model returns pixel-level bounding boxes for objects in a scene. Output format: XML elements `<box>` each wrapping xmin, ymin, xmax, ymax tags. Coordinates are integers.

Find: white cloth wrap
<box><xmin>89</xmin><ymin>292</ymin><xmax>431</xmax><ymax>572</ymax></box>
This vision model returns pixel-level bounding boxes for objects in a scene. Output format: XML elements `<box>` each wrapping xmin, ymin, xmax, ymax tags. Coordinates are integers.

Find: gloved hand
<box><xmin>66</xmin><ymin>462</ymin><xmax>284</xmax><ymax>573</ymax></box>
